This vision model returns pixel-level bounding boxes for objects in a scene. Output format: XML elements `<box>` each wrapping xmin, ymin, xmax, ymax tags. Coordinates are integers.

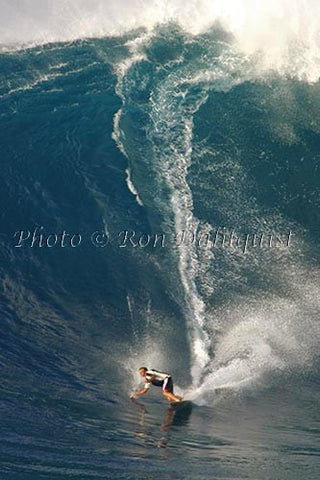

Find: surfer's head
<box><xmin>139</xmin><ymin>367</ymin><xmax>148</xmax><ymax>377</ymax></box>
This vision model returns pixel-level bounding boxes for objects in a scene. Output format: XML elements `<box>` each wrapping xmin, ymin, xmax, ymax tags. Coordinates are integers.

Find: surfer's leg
<box><xmin>162</xmin><ymin>377</ymin><xmax>182</xmax><ymax>402</ymax></box>
<box><xmin>163</xmin><ymin>390</ymin><xmax>182</xmax><ymax>402</ymax></box>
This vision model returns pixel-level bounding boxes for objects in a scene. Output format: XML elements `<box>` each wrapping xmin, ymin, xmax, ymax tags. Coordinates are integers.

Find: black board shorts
<box><xmin>162</xmin><ymin>376</ymin><xmax>173</xmax><ymax>393</ymax></box>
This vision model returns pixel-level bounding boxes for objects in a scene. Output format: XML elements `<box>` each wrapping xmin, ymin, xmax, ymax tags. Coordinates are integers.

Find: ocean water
<box><xmin>1</xmin><ymin>1</ymin><xmax>320</xmax><ymax>479</ymax></box>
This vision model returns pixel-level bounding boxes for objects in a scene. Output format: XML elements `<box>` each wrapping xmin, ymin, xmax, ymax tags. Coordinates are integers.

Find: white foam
<box><xmin>0</xmin><ymin>60</ymin><xmax>100</xmax><ymax>99</ymax></box>
<box><xmin>112</xmin><ymin>106</ymin><xmax>144</xmax><ymax>206</ymax></box>
<box><xmin>169</xmin><ymin>118</ymin><xmax>211</xmax><ymax>385</ymax></box>
<box><xmin>125</xmin><ymin>168</ymin><xmax>143</xmax><ymax>206</ymax></box>
<box><xmin>0</xmin><ymin>72</ymin><xmax>61</xmax><ymax>98</ymax></box>
<box><xmin>185</xmin><ymin>267</ymin><xmax>320</xmax><ymax>404</ymax></box>
<box><xmin>111</xmin><ymin>40</ymin><xmax>148</xmax><ymax>206</ymax></box>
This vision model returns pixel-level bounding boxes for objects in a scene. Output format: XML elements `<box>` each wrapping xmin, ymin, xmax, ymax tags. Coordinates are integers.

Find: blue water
<box><xmin>1</xmin><ymin>16</ymin><xmax>320</xmax><ymax>480</ymax></box>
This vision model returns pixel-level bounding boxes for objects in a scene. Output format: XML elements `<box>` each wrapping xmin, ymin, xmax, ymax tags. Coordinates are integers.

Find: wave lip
<box><xmin>1</xmin><ymin>0</ymin><xmax>320</xmax><ymax>81</ymax></box>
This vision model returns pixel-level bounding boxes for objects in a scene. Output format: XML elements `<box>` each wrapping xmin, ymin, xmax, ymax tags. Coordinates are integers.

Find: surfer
<box><xmin>130</xmin><ymin>367</ymin><xmax>182</xmax><ymax>403</ymax></box>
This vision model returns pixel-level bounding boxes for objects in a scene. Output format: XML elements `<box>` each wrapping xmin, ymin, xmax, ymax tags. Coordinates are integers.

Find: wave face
<box><xmin>111</xmin><ymin>23</ymin><xmax>320</xmax><ymax>400</ymax></box>
<box><xmin>1</xmin><ymin>15</ymin><xmax>320</xmax><ymax>480</ymax></box>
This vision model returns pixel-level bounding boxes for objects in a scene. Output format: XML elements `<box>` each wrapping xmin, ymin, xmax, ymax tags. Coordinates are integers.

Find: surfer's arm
<box><xmin>130</xmin><ymin>375</ymin><xmax>155</xmax><ymax>398</ymax></box>
<box><xmin>130</xmin><ymin>386</ymin><xmax>149</xmax><ymax>398</ymax></box>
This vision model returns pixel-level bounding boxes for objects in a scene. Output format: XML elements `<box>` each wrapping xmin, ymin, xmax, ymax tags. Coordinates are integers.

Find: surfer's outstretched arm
<box><xmin>130</xmin><ymin>387</ymin><xmax>149</xmax><ymax>399</ymax></box>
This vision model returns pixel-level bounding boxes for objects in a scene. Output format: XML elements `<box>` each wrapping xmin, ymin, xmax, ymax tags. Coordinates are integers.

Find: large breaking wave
<box><xmin>1</xmin><ymin>4</ymin><xmax>320</xmax><ymax>408</ymax></box>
